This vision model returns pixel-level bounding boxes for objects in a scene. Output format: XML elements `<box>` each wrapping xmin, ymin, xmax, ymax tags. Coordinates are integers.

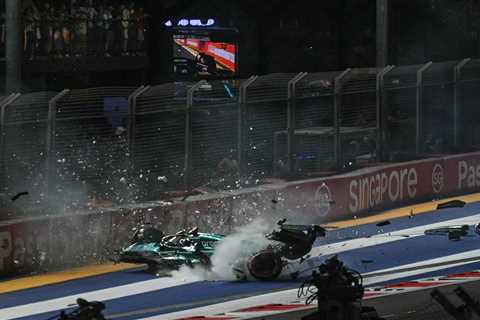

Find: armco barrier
<box><xmin>283</xmin><ymin>151</ymin><xmax>480</xmax><ymax>220</ymax></box>
<box><xmin>2</xmin><ymin>151</ymin><xmax>480</xmax><ymax>278</ymax></box>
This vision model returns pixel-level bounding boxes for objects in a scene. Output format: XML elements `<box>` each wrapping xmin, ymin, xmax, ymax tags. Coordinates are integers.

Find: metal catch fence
<box><xmin>132</xmin><ymin>83</ymin><xmax>189</xmax><ymax>200</ymax></box>
<box><xmin>2</xmin><ymin>58</ymin><xmax>480</xmax><ymax>208</ymax></box>
<box><xmin>242</xmin><ymin>73</ymin><xmax>295</xmax><ymax>179</ymax></box>
<box><xmin>382</xmin><ymin>64</ymin><xmax>422</xmax><ymax>161</ymax></box>
<box><xmin>49</xmin><ymin>87</ymin><xmax>137</xmax><ymax>206</ymax></box>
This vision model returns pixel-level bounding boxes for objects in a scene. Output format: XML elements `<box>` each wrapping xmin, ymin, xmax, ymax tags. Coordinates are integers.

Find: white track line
<box><xmin>146</xmin><ymin>250</ymin><xmax>480</xmax><ymax>320</ymax></box>
<box><xmin>310</xmin><ymin>213</ymin><xmax>480</xmax><ymax>257</ymax></box>
<box><xmin>4</xmin><ymin>213</ymin><xmax>480</xmax><ymax>319</ymax></box>
<box><xmin>1</xmin><ymin>278</ymin><xmax>195</xmax><ymax>320</ymax></box>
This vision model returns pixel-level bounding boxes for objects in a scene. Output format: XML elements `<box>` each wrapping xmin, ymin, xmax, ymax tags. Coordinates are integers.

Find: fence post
<box><xmin>376</xmin><ymin>65</ymin><xmax>395</xmax><ymax>162</ymax></box>
<box><xmin>334</xmin><ymin>68</ymin><xmax>351</xmax><ymax>171</ymax></box>
<box><xmin>287</xmin><ymin>72</ymin><xmax>308</xmax><ymax>174</ymax></box>
<box><xmin>127</xmin><ymin>85</ymin><xmax>150</xmax><ymax>157</ymax></box>
<box><xmin>45</xmin><ymin>89</ymin><xmax>70</xmax><ymax>197</ymax></box>
<box><xmin>185</xmin><ymin>81</ymin><xmax>204</xmax><ymax>191</ymax></box>
<box><xmin>0</xmin><ymin>93</ymin><xmax>21</xmax><ymax>190</ymax></box>
<box><xmin>453</xmin><ymin>58</ymin><xmax>470</xmax><ymax>150</ymax></box>
<box><xmin>238</xmin><ymin>76</ymin><xmax>257</xmax><ymax>176</ymax></box>
<box><xmin>415</xmin><ymin>61</ymin><xmax>432</xmax><ymax>156</ymax></box>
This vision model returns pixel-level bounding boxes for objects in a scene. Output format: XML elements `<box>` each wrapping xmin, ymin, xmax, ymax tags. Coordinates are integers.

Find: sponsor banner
<box><xmin>284</xmin><ymin>152</ymin><xmax>480</xmax><ymax>220</ymax></box>
<box><xmin>444</xmin><ymin>152</ymin><xmax>480</xmax><ymax>192</ymax></box>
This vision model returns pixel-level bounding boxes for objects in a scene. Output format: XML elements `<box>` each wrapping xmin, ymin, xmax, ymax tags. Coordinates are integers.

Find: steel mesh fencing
<box><xmin>383</xmin><ymin>64</ymin><xmax>423</xmax><ymax>161</ymax></box>
<box><xmin>422</xmin><ymin>61</ymin><xmax>457</xmax><ymax>155</ymax></box>
<box><xmin>243</xmin><ymin>73</ymin><xmax>296</xmax><ymax>179</ymax></box>
<box><xmin>2</xmin><ymin>58</ymin><xmax>480</xmax><ymax>211</ymax></box>
<box><xmin>273</xmin><ymin>72</ymin><xmax>339</xmax><ymax>176</ymax></box>
<box><xmin>133</xmin><ymin>83</ymin><xmax>189</xmax><ymax>200</ymax></box>
<box><xmin>0</xmin><ymin>92</ymin><xmax>55</xmax><ymax>210</ymax></box>
<box><xmin>457</xmin><ymin>58</ymin><xmax>480</xmax><ymax>149</ymax></box>
<box><xmin>190</xmin><ymin>80</ymin><xmax>244</xmax><ymax>190</ymax></box>
<box><xmin>51</xmin><ymin>87</ymin><xmax>137</xmax><ymax>206</ymax></box>
<box><xmin>339</xmin><ymin>68</ymin><xmax>379</xmax><ymax>168</ymax></box>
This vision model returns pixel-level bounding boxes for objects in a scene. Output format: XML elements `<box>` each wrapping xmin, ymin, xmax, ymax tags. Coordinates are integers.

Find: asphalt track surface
<box><xmin>3</xmin><ymin>197</ymin><xmax>480</xmax><ymax>319</ymax></box>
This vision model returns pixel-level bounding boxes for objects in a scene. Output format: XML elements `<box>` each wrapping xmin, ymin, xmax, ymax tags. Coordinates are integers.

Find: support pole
<box><xmin>453</xmin><ymin>58</ymin><xmax>471</xmax><ymax>150</ymax></box>
<box><xmin>287</xmin><ymin>72</ymin><xmax>307</xmax><ymax>175</ymax></box>
<box><xmin>5</xmin><ymin>0</ymin><xmax>22</xmax><ymax>93</ymax></box>
<box><xmin>376</xmin><ymin>0</ymin><xmax>389</xmax><ymax>67</ymax></box>
<box><xmin>127</xmin><ymin>86</ymin><xmax>150</xmax><ymax>153</ymax></box>
<box><xmin>334</xmin><ymin>69</ymin><xmax>351</xmax><ymax>171</ymax></box>
<box><xmin>0</xmin><ymin>93</ymin><xmax>20</xmax><ymax>189</ymax></box>
<box><xmin>416</xmin><ymin>61</ymin><xmax>432</xmax><ymax>155</ymax></box>
<box><xmin>237</xmin><ymin>76</ymin><xmax>257</xmax><ymax>176</ymax></box>
<box><xmin>46</xmin><ymin>89</ymin><xmax>70</xmax><ymax>196</ymax></box>
<box><xmin>376</xmin><ymin>65</ymin><xmax>395</xmax><ymax>162</ymax></box>
<box><xmin>185</xmin><ymin>81</ymin><xmax>204</xmax><ymax>191</ymax></box>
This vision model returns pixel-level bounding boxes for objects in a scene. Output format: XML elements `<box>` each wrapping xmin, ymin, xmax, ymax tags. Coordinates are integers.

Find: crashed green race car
<box><xmin>117</xmin><ymin>220</ymin><xmax>326</xmax><ymax>281</ymax></box>
<box><xmin>117</xmin><ymin>225</ymin><xmax>224</xmax><ymax>270</ymax></box>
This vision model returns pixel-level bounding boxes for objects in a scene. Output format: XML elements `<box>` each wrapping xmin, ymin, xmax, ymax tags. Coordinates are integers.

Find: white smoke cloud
<box><xmin>169</xmin><ymin>195</ymin><xmax>329</xmax><ymax>282</ymax></box>
<box><xmin>208</xmin><ymin>218</ymin><xmax>274</xmax><ymax>280</ymax></box>
<box><xmin>169</xmin><ymin>218</ymin><xmax>274</xmax><ymax>281</ymax></box>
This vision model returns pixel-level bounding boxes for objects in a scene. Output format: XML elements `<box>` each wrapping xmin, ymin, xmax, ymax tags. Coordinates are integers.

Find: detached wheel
<box><xmin>247</xmin><ymin>250</ymin><xmax>283</xmax><ymax>281</ymax></box>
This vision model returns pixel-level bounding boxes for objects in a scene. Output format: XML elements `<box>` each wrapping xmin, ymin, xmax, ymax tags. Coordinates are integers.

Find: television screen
<box><xmin>173</xmin><ymin>34</ymin><xmax>236</xmax><ymax>77</ymax></box>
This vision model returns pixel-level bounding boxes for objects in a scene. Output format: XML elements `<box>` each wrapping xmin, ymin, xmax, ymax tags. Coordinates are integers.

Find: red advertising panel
<box><xmin>283</xmin><ymin>152</ymin><xmax>480</xmax><ymax>221</ymax></box>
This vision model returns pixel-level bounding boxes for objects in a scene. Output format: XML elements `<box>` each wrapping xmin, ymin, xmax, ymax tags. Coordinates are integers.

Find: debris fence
<box><xmin>2</xmin><ymin>58</ymin><xmax>480</xmax><ymax>206</ymax></box>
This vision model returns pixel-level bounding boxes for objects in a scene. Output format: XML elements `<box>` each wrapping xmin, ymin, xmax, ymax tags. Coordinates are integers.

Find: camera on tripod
<box><xmin>47</xmin><ymin>298</ymin><xmax>107</xmax><ymax>320</ymax></box>
<box><xmin>299</xmin><ymin>255</ymin><xmax>383</xmax><ymax>320</ymax></box>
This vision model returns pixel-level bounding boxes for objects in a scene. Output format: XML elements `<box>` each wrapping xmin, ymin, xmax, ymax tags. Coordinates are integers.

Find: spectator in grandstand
<box><xmin>52</xmin><ymin>5</ymin><xmax>66</xmax><ymax>58</ymax></box>
<box><xmin>87</xmin><ymin>5</ymin><xmax>98</xmax><ymax>56</ymax></box>
<box><xmin>24</xmin><ymin>7</ymin><xmax>39</xmax><ymax>59</ymax></box>
<box><xmin>61</xmin><ymin>5</ymin><xmax>73</xmax><ymax>57</ymax></box>
<box><xmin>103</xmin><ymin>6</ymin><xmax>115</xmax><ymax>56</ymax></box>
<box><xmin>73</xmin><ymin>2</ymin><xmax>88</xmax><ymax>56</ymax></box>
<box><xmin>39</xmin><ymin>3</ymin><xmax>52</xmax><ymax>56</ymax></box>
<box><xmin>135</xmin><ymin>7</ymin><xmax>146</xmax><ymax>55</ymax></box>
<box><xmin>127</xmin><ymin>2</ymin><xmax>137</xmax><ymax>54</ymax></box>
<box><xmin>95</xmin><ymin>6</ymin><xmax>105</xmax><ymax>56</ymax></box>
<box><xmin>120</xmin><ymin>4</ymin><xmax>130</xmax><ymax>55</ymax></box>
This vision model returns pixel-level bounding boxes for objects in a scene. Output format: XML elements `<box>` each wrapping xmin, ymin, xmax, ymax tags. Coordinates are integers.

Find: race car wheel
<box><xmin>247</xmin><ymin>250</ymin><xmax>283</xmax><ymax>281</ymax></box>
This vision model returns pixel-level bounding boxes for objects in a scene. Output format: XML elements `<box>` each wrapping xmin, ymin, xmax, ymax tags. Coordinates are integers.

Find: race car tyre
<box><xmin>247</xmin><ymin>250</ymin><xmax>283</xmax><ymax>281</ymax></box>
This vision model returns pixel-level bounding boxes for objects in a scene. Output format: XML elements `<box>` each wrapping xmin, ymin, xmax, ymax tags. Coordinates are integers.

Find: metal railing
<box><xmin>3</xmin><ymin>58</ymin><xmax>480</xmax><ymax>209</ymax></box>
<box><xmin>21</xmin><ymin>17</ymin><xmax>149</xmax><ymax>59</ymax></box>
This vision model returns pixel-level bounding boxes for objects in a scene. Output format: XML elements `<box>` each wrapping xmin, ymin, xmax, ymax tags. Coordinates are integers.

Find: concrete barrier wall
<box><xmin>2</xmin><ymin>151</ymin><xmax>480</xmax><ymax>278</ymax></box>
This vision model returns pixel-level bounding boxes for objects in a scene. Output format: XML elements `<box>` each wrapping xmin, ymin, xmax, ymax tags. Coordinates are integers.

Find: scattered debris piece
<box><xmin>11</xmin><ymin>192</ymin><xmax>29</xmax><ymax>202</ymax></box>
<box><xmin>409</xmin><ymin>209</ymin><xmax>414</xmax><ymax>219</ymax></box>
<box><xmin>376</xmin><ymin>220</ymin><xmax>391</xmax><ymax>227</ymax></box>
<box><xmin>425</xmin><ymin>225</ymin><xmax>469</xmax><ymax>240</ymax></box>
<box><xmin>437</xmin><ymin>199</ymin><xmax>466</xmax><ymax>210</ymax></box>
